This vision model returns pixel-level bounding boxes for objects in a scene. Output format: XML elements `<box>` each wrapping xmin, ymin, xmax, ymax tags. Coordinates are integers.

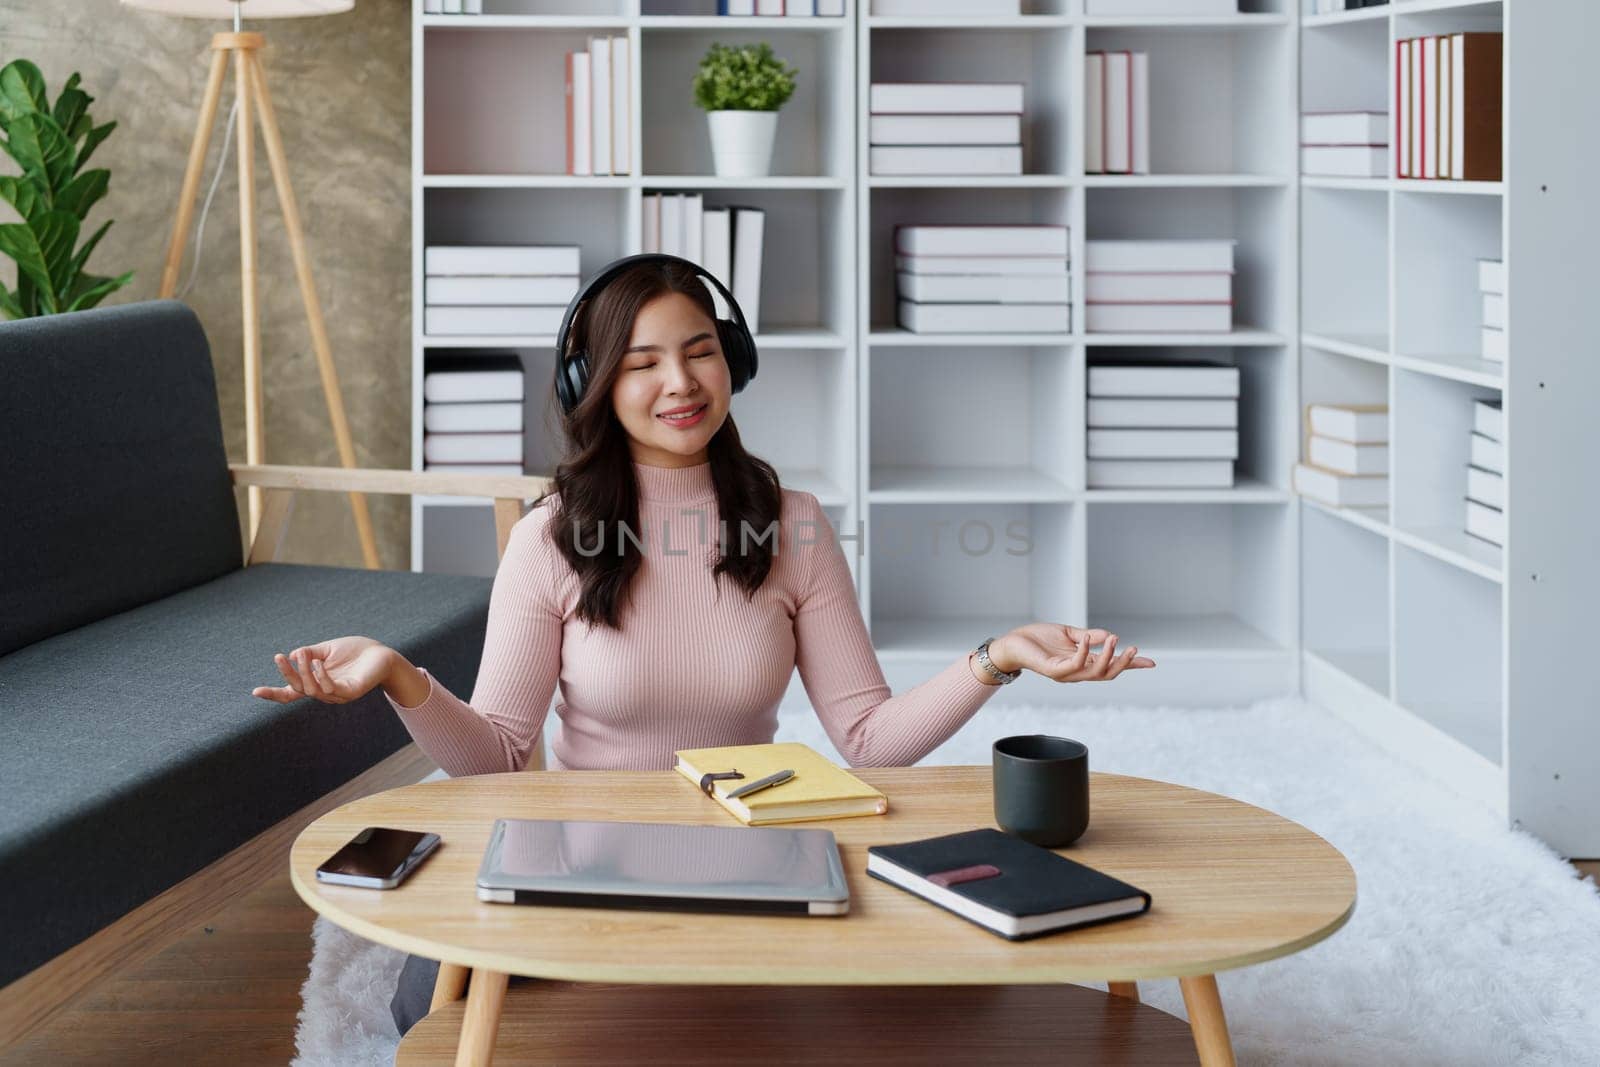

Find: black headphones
<box><xmin>554</xmin><ymin>253</ymin><xmax>759</xmax><ymax>417</ymax></box>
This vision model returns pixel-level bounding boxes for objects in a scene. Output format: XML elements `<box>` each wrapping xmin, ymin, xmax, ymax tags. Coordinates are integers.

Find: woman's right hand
<box><xmin>252</xmin><ymin>636</ymin><xmax>394</xmax><ymax>705</ymax></box>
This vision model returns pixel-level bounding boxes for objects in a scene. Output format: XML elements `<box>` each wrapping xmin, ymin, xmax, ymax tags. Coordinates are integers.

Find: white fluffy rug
<box><xmin>293</xmin><ymin>697</ymin><xmax>1600</xmax><ymax>1066</ymax></box>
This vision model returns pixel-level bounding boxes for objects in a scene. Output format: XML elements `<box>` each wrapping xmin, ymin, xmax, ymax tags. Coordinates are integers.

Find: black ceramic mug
<box><xmin>992</xmin><ymin>735</ymin><xmax>1090</xmax><ymax>848</ymax></box>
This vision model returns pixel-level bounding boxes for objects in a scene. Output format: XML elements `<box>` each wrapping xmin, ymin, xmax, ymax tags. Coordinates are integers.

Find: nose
<box><xmin>663</xmin><ymin>353</ymin><xmax>700</xmax><ymax>395</ymax></box>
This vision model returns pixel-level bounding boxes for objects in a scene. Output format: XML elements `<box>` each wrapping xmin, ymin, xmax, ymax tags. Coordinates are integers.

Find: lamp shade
<box><xmin>119</xmin><ymin>0</ymin><xmax>352</xmax><ymax>17</ymax></box>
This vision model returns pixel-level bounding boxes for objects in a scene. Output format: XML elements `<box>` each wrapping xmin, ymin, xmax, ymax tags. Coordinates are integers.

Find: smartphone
<box><xmin>315</xmin><ymin>827</ymin><xmax>441</xmax><ymax>889</ymax></box>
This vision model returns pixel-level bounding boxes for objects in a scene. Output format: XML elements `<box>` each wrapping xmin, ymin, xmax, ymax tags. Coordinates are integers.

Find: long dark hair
<box><xmin>540</xmin><ymin>259</ymin><xmax>783</xmax><ymax>631</ymax></box>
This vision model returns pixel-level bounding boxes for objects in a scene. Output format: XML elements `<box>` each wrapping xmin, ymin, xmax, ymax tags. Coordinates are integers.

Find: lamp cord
<box><xmin>178</xmin><ymin>94</ymin><xmax>240</xmax><ymax>302</ymax></box>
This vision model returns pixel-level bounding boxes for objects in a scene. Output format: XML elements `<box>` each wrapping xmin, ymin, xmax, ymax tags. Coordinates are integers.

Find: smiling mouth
<box><xmin>658</xmin><ymin>405</ymin><xmax>707</xmax><ymax>422</ymax></box>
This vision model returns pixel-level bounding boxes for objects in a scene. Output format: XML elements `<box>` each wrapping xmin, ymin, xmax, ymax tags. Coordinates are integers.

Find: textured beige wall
<box><xmin>0</xmin><ymin>0</ymin><xmax>412</xmax><ymax>570</ymax></box>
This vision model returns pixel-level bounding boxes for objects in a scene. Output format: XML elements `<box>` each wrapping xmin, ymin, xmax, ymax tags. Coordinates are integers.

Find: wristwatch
<box><xmin>973</xmin><ymin>636</ymin><xmax>1021</xmax><ymax>685</ymax></box>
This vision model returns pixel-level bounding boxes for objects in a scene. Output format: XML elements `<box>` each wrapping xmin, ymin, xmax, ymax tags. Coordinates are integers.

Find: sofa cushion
<box><xmin>0</xmin><ymin>562</ymin><xmax>493</xmax><ymax>986</ymax></box>
<box><xmin>0</xmin><ymin>301</ymin><xmax>242</xmax><ymax>657</ymax></box>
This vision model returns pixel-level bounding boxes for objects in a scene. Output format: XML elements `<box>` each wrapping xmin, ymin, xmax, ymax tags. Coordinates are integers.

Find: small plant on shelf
<box><xmin>693</xmin><ymin>42</ymin><xmax>798</xmax><ymax>178</ymax></box>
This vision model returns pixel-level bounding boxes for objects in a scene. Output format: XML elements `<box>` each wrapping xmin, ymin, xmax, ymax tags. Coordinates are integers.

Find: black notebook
<box><xmin>867</xmin><ymin>828</ymin><xmax>1152</xmax><ymax>941</ymax></box>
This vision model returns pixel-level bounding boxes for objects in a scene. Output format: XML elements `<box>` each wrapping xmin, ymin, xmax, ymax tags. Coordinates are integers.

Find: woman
<box><xmin>252</xmin><ymin>257</ymin><xmax>1154</xmax><ymax>1033</ymax></box>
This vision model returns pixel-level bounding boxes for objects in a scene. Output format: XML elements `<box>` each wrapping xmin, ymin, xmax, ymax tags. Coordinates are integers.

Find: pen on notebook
<box><xmin>724</xmin><ymin>768</ymin><xmax>795</xmax><ymax>800</ymax></box>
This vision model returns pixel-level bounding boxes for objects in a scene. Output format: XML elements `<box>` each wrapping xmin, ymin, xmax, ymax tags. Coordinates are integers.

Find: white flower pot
<box><xmin>707</xmin><ymin>110</ymin><xmax>779</xmax><ymax>178</ymax></box>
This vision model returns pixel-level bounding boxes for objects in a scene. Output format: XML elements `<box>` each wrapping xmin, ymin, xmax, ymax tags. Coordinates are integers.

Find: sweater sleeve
<box><xmin>791</xmin><ymin>493</ymin><xmax>1000</xmax><ymax>768</ymax></box>
<box><xmin>383</xmin><ymin>507</ymin><xmax>564</xmax><ymax>776</ymax></box>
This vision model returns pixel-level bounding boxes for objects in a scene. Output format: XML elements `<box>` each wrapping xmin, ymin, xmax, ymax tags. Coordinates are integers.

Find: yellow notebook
<box><xmin>673</xmin><ymin>742</ymin><xmax>889</xmax><ymax>826</ymax></box>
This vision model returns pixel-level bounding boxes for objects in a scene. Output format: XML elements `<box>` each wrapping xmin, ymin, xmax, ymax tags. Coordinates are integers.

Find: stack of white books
<box><xmin>1084</xmin><ymin>240</ymin><xmax>1235</xmax><ymax>333</ymax></box>
<box><xmin>1086</xmin><ymin>0</ymin><xmax>1236</xmax><ymax>12</ymax></box>
<box><xmin>564</xmin><ymin>37</ymin><xmax>631</xmax><ymax>178</ymax></box>
<box><xmin>1293</xmin><ymin>403</ymin><xmax>1389</xmax><ymax>509</ymax></box>
<box><xmin>1479</xmin><ymin>258</ymin><xmax>1506</xmax><ymax>363</ymax></box>
<box><xmin>1465</xmin><ymin>397</ymin><xmax>1504</xmax><ymax>547</ymax></box>
<box><xmin>868</xmin><ymin>83</ymin><xmax>1024</xmax><ymax>176</ymax></box>
<box><xmin>1085</xmin><ymin>51</ymin><xmax>1149</xmax><ymax>175</ymax></box>
<box><xmin>894</xmin><ymin>225</ymin><xmax>1070</xmax><ymax>333</ymax></box>
<box><xmin>422</xmin><ymin>0</ymin><xmax>483</xmax><ymax>12</ymax></box>
<box><xmin>1300</xmin><ymin>111</ymin><xmax>1389</xmax><ymax>177</ymax></box>
<box><xmin>422</xmin><ymin>355</ymin><xmax>525</xmax><ymax>476</ymax></box>
<box><xmin>1086</xmin><ymin>363</ymin><xmax>1240</xmax><ymax>488</ymax></box>
<box><xmin>642</xmin><ymin>194</ymin><xmax>766</xmax><ymax>333</ymax></box>
<box><xmin>424</xmin><ymin>246</ymin><xmax>580</xmax><ymax>337</ymax></box>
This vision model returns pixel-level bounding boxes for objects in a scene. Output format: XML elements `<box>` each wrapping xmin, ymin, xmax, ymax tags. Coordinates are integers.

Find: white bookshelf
<box><xmin>1298</xmin><ymin>0</ymin><xmax>1600</xmax><ymax>855</ymax></box>
<box><xmin>857</xmin><ymin>0</ymin><xmax>1301</xmax><ymax>710</ymax></box>
<box><xmin>409</xmin><ymin>0</ymin><xmax>1597</xmax><ymax>852</ymax></box>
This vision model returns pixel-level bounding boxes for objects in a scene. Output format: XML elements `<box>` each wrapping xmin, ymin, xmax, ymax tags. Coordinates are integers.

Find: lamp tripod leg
<box><xmin>159</xmin><ymin>46</ymin><xmax>229</xmax><ymax>299</ymax></box>
<box><xmin>235</xmin><ymin>45</ymin><xmax>266</xmax><ymax>552</ymax></box>
<box><xmin>244</xmin><ymin>49</ymin><xmax>383</xmax><ymax>570</ymax></box>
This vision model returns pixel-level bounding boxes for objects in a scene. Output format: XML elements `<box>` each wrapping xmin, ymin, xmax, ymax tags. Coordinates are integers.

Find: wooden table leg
<box><xmin>1179</xmin><ymin>974</ymin><xmax>1236</xmax><ymax>1067</ymax></box>
<box><xmin>431</xmin><ymin>962</ymin><xmax>470</xmax><ymax>1011</ymax></box>
<box><xmin>1108</xmin><ymin>981</ymin><xmax>1140</xmax><ymax>1003</ymax></box>
<box><xmin>454</xmin><ymin>968</ymin><xmax>508</xmax><ymax>1067</ymax></box>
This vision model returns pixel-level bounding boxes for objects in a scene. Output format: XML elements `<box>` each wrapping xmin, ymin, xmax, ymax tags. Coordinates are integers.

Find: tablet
<box><xmin>476</xmin><ymin>818</ymin><xmax>850</xmax><ymax>916</ymax></box>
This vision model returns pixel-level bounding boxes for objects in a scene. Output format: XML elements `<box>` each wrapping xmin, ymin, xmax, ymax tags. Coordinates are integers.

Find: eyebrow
<box><xmin>624</xmin><ymin>331</ymin><xmax>714</xmax><ymax>355</ymax></box>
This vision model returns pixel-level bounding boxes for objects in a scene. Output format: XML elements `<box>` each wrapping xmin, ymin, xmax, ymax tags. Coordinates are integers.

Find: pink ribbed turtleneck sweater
<box><xmin>386</xmin><ymin>460</ymin><xmax>1000</xmax><ymax>774</ymax></box>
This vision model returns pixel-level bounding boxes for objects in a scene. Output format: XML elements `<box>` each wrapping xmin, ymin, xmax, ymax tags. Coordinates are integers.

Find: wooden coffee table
<box><xmin>289</xmin><ymin>767</ymin><xmax>1355</xmax><ymax>1066</ymax></box>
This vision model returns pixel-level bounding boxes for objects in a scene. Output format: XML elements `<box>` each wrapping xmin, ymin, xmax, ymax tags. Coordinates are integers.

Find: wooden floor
<box><xmin>5</xmin><ymin>851</ymin><xmax>1596</xmax><ymax>1064</ymax></box>
<box><xmin>0</xmin><ymin>869</ymin><xmax>317</xmax><ymax>1065</ymax></box>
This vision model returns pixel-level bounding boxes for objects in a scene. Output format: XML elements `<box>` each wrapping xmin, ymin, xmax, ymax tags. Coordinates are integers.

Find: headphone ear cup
<box><xmin>558</xmin><ymin>350</ymin><xmax>589</xmax><ymax>415</ymax></box>
<box><xmin>716</xmin><ymin>321</ymin><xmax>756</xmax><ymax>393</ymax></box>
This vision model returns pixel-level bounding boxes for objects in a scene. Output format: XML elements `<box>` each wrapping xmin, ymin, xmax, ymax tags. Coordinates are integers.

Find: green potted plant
<box><xmin>0</xmin><ymin>59</ymin><xmax>131</xmax><ymax>319</ymax></box>
<box><xmin>692</xmin><ymin>42</ymin><xmax>798</xmax><ymax>179</ymax></box>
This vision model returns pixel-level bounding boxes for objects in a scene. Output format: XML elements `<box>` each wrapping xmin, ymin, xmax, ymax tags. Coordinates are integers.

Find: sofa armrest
<box><xmin>229</xmin><ymin>464</ymin><xmax>554</xmax><ymax>565</ymax></box>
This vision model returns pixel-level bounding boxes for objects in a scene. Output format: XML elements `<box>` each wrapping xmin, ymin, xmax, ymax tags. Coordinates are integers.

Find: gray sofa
<box><xmin>0</xmin><ymin>300</ymin><xmax>533</xmax><ymax>988</ymax></box>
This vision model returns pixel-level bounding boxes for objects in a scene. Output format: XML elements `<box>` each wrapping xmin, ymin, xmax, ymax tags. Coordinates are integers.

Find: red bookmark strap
<box><xmin>927</xmin><ymin>864</ymin><xmax>1002</xmax><ymax>888</ymax></box>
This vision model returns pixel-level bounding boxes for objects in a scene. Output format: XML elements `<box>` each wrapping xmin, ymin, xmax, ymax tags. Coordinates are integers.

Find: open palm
<box><xmin>251</xmin><ymin>636</ymin><xmax>392</xmax><ymax>705</ymax></box>
<box><xmin>1000</xmin><ymin>623</ymin><xmax>1155</xmax><ymax>683</ymax></box>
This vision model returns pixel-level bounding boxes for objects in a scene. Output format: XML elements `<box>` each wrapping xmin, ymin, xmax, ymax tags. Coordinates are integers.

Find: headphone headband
<box><xmin>554</xmin><ymin>253</ymin><xmax>759</xmax><ymax>416</ymax></box>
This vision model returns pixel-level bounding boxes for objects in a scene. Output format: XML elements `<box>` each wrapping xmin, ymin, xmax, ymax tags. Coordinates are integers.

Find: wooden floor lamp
<box><xmin>123</xmin><ymin>0</ymin><xmax>381</xmax><ymax>569</ymax></box>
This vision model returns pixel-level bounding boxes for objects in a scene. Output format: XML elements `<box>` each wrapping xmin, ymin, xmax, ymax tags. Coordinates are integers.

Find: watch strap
<box><xmin>975</xmin><ymin>636</ymin><xmax>1020</xmax><ymax>684</ymax></box>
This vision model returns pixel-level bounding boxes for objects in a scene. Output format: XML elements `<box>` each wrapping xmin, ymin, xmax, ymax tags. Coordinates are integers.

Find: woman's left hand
<box><xmin>989</xmin><ymin>623</ymin><xmax>1155</xmax><ymax>683</ymax></box>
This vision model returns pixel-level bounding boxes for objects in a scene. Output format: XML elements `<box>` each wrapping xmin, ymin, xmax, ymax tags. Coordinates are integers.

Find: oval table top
<box><xmin>289</xmin><ymin>766</ymin><xmax>1356</xmax><ymax>984</ymax></box>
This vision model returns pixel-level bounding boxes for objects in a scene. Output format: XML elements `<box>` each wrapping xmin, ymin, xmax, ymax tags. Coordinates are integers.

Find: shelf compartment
<box><xmin>642</xmin><ymin>27</ymin><xmax>850</xmax><ymax>180</ymax></box>
<box><xmin>1302</xmin><ymin>499</ymin><xmax>1389</xmax><ymax>697</ymax></box>
<box><xmin>730</xmin><ymin>347</ymin><xmax>853</xmax><ymax>511</ymax></box>
<box><xmin>423</xmin><ymin>186</ymin><xmax>628</xmax><ymax>287</ymax></box>
<box><xmin>869</xmin><ymin>345</ymin><xmax>1075</xmax><ymax>499</ymax></box>
<box><xmin>1301</xmin><ymin>186</ymin><xmax>1387</xmax><ymax>340</ymax></box>
<box><xmin>1086</xmin><ymin>502</ymin><xmax>1295</xmax><ymax>654</ymax></box>
<box><xmin>1087</xmin><ymin>345</ymin><xmax>1296</xmax><ymax>493</ymax></box>
<box><xmin>1394</xmin><ymin>540</ymin><xmax>1503</xmax><ymax>765</ymax></box>
<box><xmin>421</xmin><ymin>347</ymin><xmax>564</xmax><ymax>476</ymax></box>
<box><xmin>641</xmin><ymin>187</ymin><xmax>851</xmax><ymax>337</ymax></box>
<box><xmin>1300</xmin><ymin>8</ymin><xmax>1388</xmax><ymax>117</ymax></box>
<box><xmin>424</xmin><ymin>26</ymin><xmax>635</xmax><ymax>177</ymax></box>
<box><xmin>866</xmin><ymin>185</ymin><xmax>1073</xmax><ymax>335</ymax></box>
<box><xmin>868</xmin><ymin>24</ymin><xmax>1073</xmax><ymax>178</ymax></box>
<box><xmin>1083</xmin><ymin>24</ymin><xmax>1293</xmax><ymax>177</ymax></box>
<box><xmin>1391</xmin><ymin>366</ymin><xmax>1503</xmax><ymax>578</ymax></box>
<box><xmin>869</xmin><ymin>501</ymin><xmax>1077</xmax><ymax>657</ymax></box>
<box><xmin>1393</xmin><ymin>188</ymin><xmax>1503</xmax><ymax>364</ymax></box>
<box><xmin>1086</xmin><ymin>185</ymin><xmax>1294</xmax><ymax>338</ymax></box>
